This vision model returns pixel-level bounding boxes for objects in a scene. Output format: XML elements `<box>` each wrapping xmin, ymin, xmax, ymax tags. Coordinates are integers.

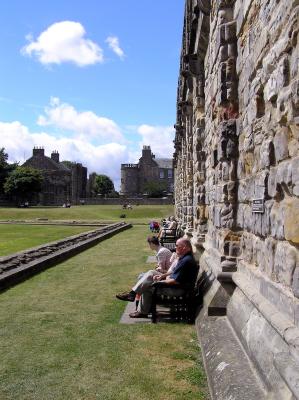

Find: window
<box><xmin>168</xmin><ymin>169</ymin><xmax>173</xmax><ymax>178</ymax></box>
<box><xmin>159</xmin><ymin>170</ymin><xmax>164</xmax><ymax>179</ymax></box>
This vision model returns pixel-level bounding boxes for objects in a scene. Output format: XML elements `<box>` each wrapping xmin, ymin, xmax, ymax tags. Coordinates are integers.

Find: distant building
<box><xmin>120</xmin><ymin>145</ymin><xmax>174</xmax><ymax>197</ymax></box>
<box><xmin>23</xmin><ymin>147</ymin><xmax>87</xmax><ymax>205</ymax></box>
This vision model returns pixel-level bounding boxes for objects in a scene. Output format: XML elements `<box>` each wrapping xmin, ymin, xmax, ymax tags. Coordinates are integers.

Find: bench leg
<box><xmin>151</xmin><ymin>301</ymin><xmax>157</xmax><ymax>323</ymax></box>
<box><xmin>151</xmin><ymin>290</ymin><xmax>158</xmax><ymax>323</ymax></box>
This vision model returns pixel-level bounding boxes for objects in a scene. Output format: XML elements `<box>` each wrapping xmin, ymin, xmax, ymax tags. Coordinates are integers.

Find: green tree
<box><xmin>4</xmin><ymin>166</ymin><xmax>43</xmax><ymax>203</ymax></box>
<box><xmin>106</xmin><ymin>189</ymin><xmax>119</xmax><ymax>198</ymax></box>
<box><xmin>0</xmin><ymin>148</ymin><xmax>17</xmax><ymax>195</ymax></box>
<box><xmin>0</xmin><ymin>147</ymin><xmax>8</xmax><ymax>169</ymax></box>
<box><xmin>142</xmin><ymin>181</ymin><xmax>167</xmax><ymax>198</ymax></box>
<box><xmin>93</xmin><ymin>174</ymin><xmax>115</xmax><ymax>197</ymax></box>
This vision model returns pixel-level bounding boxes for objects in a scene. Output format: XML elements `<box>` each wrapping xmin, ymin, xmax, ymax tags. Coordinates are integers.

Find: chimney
<box><xmin>51</xmin><ymin>151</ymin><xmax>59</xmax><ymax>163</ymax></box>
<box><xmin>33</xmin><ymin>147</ymin><xmax>45</xmax><ymax>157</ymax></box>
<box><xmin>142</xmin><ymin>145</ymin><xmax>152</xmax><ymax>159</ymax></box>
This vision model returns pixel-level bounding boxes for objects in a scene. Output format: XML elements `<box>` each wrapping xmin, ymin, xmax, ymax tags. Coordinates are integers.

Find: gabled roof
<box><xmin>23</xmin><ymin>155</ymin><xmax>71</xmax><ymax>172</ymax></box>
<box><xmin>155</xmin><ymin>158</ymin><xmax>173</xmax><ymax>169</ymax></box>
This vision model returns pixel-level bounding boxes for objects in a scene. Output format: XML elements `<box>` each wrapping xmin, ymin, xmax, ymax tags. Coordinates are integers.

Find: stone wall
<box><xmin>175</xmin><ymin>1</ymin><xmax>299</xmax><ymax>397</ymax></box>
<box><xmin>83</xmin><ymin>197</ymin><xmax>174</xmax><ymax>206</ymax></box>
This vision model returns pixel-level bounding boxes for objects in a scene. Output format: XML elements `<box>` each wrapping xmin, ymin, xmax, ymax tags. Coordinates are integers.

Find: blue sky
<box><xmin>0</xmin><ymin>0</ymin><xmax>184</xmax><ymax>188</ymax></box>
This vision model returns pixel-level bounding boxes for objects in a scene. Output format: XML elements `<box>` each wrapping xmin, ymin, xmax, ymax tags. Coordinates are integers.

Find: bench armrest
<box><xmin>152</xmin><ymin>281</ymin><xmax>185</xmax><ymax>290</ymax></box>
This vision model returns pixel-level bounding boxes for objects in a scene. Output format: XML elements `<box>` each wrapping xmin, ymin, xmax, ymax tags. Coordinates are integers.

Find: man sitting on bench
<box><xmin>117</xmin><ymin>238</ymin><xmax>198</xmax><ymax>319</ymax></box>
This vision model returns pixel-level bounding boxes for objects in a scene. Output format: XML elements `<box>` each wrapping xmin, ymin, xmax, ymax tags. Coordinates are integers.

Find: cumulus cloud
<box><xmin>22</xmin><ymin>21</ymin><xmax>103</xmax><ymax>67</ymax></box>
<box><xmin>105</xmin><ymin>36</ymin><xmax>125</xmax><ymax>60</ymax></box>
<box><xmin>37</xmin><ymin>97</ymin><xmax>123</xmax><ymax>142</ymax></box>
<box><xmin>137</xmin><ymin>124</ymin><xmax>175</xmax><ymax>158</ymax></box>
<box><xmin>0</xmin><ymin>121</ymin><xmax>128</xmax><ymax>188</ymax></box>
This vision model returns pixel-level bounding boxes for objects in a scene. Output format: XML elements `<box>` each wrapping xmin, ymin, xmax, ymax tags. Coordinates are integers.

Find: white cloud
<box><xmin>0</xmin><ymin>117</ymin><xmax>175</xmax><ymax>191</ymax></box>
<box><xmin>22</xmin><ymin>21</ymin><xmax>103</xmax><ymax>67</ymax></box>
<box><xmin>105</xmin><ymin>36</ymin><xmax>125</xmax><ymax>60</ymax></box>
<box><xmin>137</xmin><ymin>124</ymin><xmax>175</xmax><ymax>158</ymax></box>
<box><xmin>37</xmin><ymin>97</ymin><xmax>123</xmax><ymax>142</ymax></box>
<box><xmin>0</xmin><ymin>121</ymin><xmax>129</xmax><ymax>189</ymax></box>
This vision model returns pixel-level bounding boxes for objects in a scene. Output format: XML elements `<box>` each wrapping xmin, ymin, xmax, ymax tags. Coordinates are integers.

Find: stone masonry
<box><xmin>120</xmin><ymin>145</ymin><xmax>174</xmax><ymax>196</ymax></box>
<box><xmin>175</xmin><ymin>1</ymin><xmax>299</xmax><ymax>398</ymax></box>
<box><xmin>23</xmin><ymin>147</ymin><xmax>87</xmax><ymax>205</ymax></box>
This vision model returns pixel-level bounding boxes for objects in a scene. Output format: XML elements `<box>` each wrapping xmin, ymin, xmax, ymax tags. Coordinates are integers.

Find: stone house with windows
<box><xmin>120</xmin><ymin>145</ymin><xmax>174</xmax><ymax>196</ymax></box>
<box><xmin>23</xmin><ymin>147</ymin><xmax>87</xmax><ymax>205</ymax></box>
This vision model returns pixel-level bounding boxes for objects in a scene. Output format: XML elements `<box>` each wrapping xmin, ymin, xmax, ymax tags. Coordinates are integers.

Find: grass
<box><xmin>0</xmin><ymin>204</ymin><xmax>175</xmax><ymax>224</ymax></box>
<box><xmin>0</xmin><ymin>225</ymin><xmax>95</xmax><ymax>256</ymax></box>
<box><xmin>0</xmin><ymin>225</ymin><xmax>209</xmax><ymax>400</ymax></box>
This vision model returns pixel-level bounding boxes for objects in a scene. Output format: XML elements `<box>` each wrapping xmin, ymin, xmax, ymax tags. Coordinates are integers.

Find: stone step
<box><xmin>196</xmin><ymin>310</ymin><xmax>267</xmax><ymax>400</ymax></box>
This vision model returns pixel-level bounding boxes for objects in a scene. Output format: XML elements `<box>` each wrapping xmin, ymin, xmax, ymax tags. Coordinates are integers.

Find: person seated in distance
<box><xmin>149</xmin><ymin>221</ymin><xmax>160</xmax><ymax>233</ymax></box>
<box><xmin>158</xmin><ymin>216</ymin><xmax>177</xmax><ymax>239</ymax></box>
<box><xmin>117</xmin><ymin>238</ymin><xmax>198</xmax><ymax>319</ymax></box>
<box><xmin>116</xmin><ymin>236</ymin><xmax>172</xmax><ymax>303</ymax></box>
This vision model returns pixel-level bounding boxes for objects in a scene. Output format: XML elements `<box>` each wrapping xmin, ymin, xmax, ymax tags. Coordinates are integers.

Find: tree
<box><xmin>93</xmin><ymin>174</ymin><xmax>115</xmax><ymax>197</ymax></box>
<box><xmin>0</xmin><ymin>148</ymin><xmax>17</xmax><ymax>195</ymax></box>
<box><xmin>106</xmin><ymin>189</ymin><xmax>119</xmax><ymax>198</ymax></box>
<box><xmin>142</xmin><ymin>181</ymin><xmax>167</xmax><ymax>198</ymax></box>
<box><xmin>0</xmin><ymin>147</ymin><xmax>8</xmax><ymax>169</ymax></box>
<box><xmin>4</xmin><ymin>166</ymin><xmax>43</xmax><ymax>203</ymax></box>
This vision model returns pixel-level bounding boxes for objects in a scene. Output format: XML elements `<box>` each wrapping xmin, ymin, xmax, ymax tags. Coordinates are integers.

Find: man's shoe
<box><xmin>116</xmin><ymin>290</ymin><xmax>136</xmax><ymax>302</ymax></box>
<box><xmin>129</xmin><ymin>311</ymin><xmax>148</xmax><ymax>318</ymax></box>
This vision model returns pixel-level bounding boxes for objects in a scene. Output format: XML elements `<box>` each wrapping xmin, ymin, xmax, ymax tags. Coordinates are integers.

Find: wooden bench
<box><xmin>159</xmin><ymin>227</ymin><xmax>182</xmax><ymax>248</ymax></box>
<box><xmin>150</xmin><ymin>270</ymin><xmax>211</xmax><ymax>323</ymax></box>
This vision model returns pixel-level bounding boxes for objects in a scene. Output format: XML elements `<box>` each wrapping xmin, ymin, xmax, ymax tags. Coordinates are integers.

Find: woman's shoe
<box><xmin>129</xmin><ymin>311</ymin><xmax>148</xmax><ymax>318</ymax></box>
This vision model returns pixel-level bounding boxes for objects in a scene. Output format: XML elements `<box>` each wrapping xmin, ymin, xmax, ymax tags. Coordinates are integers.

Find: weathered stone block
<box><xmin>255</xmin><ymin>237</ymin><xmax>265</xmax><ymax>268</ymax></box>
<box><xmin>263</xmin><ymin>237</ymin><xmax>276</xmax><ymax>277</ymax></box>
<box><xmin>284</xmin><ymin>197</ymin><xmax>299</xmax><ymax>244</ymax></box>
<box><xmin>259</xmin><ymin>138</ymin><xmax>274</xmax><ymax>169</ymax></box>
<box><xmin>288</xmin><ymin>137</ymin><xmax>299</xmax><ymax>158</ymax></box>
<box><xmin>290</xmin><ymin>44</ymin><xmax>299</xmax><ymax>80</ymax></box>
<box><xmin>236</xmin><ymin>203</ymin><xmax>244</xmax><ymax>228</ymax></box>
<box><xmin>254</xmin><ymin>170</ymin><xmax>269</xmax><ymax>199</ymax></box>
<box><xmin>277</xmin><ymin>86</ymin><xmax>293</xmax><ymax>123</ymax></box>
<box><xmin>253</xmin><ymin>212</ymin><xmax>263</xmax><ymax>236</ymax></box>
<box><xmin>268</xmin><ymin>168</ymin><xmax>277</xmax><ymax>197</ymax></box>
<box><xmin>274</xmin><ymin>127</ymin><xmax>289</xmax><ymax>162</ymax></box>
<box><xmin>261</xmin><ymin>200</ymin><xmax>274</xmax><ymax>237</ymax></box>
<box><xmin>292</xmin><ymin>268</ymin><xmax>299</xmax><ymax>298</ymax></box>
<box><xmin>274</xmin><ymin>241</ymin><xmax>298</xmax><ymax>287</ymax></box>
<box><xmin>270</xmin><ymin>202</ymin><xmax>286</xmax><ymax>240</ymax></box>
<box><xmin>292</xmin><ymin>157</ymin><xmax>299</xmax><ymax>195</ymax></box>
<box><xmin>243</xmin><ymin>126</ymin><xmax>254</xmax><ymax>152</ymax></box>
<box><xmin>278</xmin><ymin>160</ymin><xmax>292</xmax><ymax>187</ymax></box>
<box><xmin>243</xmin><ymin>204</ymin><xmax>253</xmax><ymax>231</ymax></box>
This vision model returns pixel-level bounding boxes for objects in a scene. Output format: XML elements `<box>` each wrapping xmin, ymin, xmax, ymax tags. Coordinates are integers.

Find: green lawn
<box><xmin>0</xmin><ymin>204</ymin><xmax>174</xmax><ymax>224</ymax></box>
<box><xmin>0</xmin><ymin>225</ymin><xmax>95</xmax><ymax>256</ymax></box>
<box><xmin>0</xmin><ymin>226</ymin><xmax>209</xmax><ymax>400</ymax></box>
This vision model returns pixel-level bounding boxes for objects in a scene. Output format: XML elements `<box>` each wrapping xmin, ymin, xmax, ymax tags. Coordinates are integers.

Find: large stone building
<box><xmin>23</xmin><ymin>147</ymin><xmax>87</xmax><ymax>205</ymax></box>
<box><xmin>120</xmin><ymin>145</ymin><xmax>174</xmax><ymax>196</ymax></box>
<box><xmin>175</xmin><ymin>0</ymin><xmax>299</xmax><ymax>398</ymax></box>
